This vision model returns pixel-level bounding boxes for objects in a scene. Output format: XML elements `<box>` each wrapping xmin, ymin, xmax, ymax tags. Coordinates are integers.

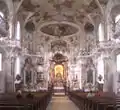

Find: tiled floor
<box><xmin>46</xmin><ymin>96</ymin><xmax>79</xmax><ymax>110</ymax></box>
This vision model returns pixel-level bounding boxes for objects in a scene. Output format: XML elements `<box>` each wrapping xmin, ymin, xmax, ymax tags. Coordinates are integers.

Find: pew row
<box><xmin>0</xmin><ymin>92</ymin><xmax>52</xmax><ymax>110</ymax></box>
<box><xmin>68</xmin><ymin>91</ymin><xmax>120</xmax><ymax>110</ymax></box>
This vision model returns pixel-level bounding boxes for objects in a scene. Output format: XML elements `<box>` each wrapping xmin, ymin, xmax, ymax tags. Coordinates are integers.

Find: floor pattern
<box><xmin>46</xmin><ymin>96</ymin><xmax>79</xmax><ymax>110</ymax></box>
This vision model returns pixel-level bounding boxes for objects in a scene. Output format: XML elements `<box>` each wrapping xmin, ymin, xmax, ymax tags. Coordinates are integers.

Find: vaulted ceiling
<box><xmin>4</xmin><ymin>0</ymin><xmax>109</xmax><ymax>62</ymax></box>
<box><xmin>18</xmin><ymin>0</ymin><xmax>103</xmax><ymax>24</ymax></box>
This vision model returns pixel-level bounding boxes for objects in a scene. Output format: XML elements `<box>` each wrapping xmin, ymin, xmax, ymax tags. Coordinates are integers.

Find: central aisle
<box><xmin>46</xmin><ymin>96</ymin><xmax>79</xmax><ymax>110</ymax></box>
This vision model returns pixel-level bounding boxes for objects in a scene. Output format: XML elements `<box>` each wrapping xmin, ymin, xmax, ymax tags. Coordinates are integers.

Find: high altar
<box><xmin>49</xmin><ymin>53</ymin><xmax>68</xmax><ymax>94</ymax></box>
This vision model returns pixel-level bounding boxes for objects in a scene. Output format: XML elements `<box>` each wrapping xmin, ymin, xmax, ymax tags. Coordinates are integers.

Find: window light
<box><xmin>0</xmin><ymin>53</ymin><xmax>2</xmax><ymax>71</ymax></box>
<box><xmin>98</xmin><ymin>23</ymin><xmax>104</xmax><ymax>41</ymax></box>
<box><xmin>117</xmin><ymin>54</ymin><xmax>120</xmax><ymax>71</ymax></box>
<box><xmin>16</xmin><ymin>21</ymin><xmax>21</xmax><ymax>40</ymax></box>
<box><xmin>115</xmin><ymin>15</ymin><xmax>120</xmax><ymax>23</ymax></box>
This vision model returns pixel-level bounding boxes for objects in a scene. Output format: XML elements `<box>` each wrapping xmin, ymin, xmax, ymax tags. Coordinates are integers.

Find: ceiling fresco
<box><xmin>19</xmin><ymin>0</ymin><xmax>101</xmax><ymax>23</ymax></box>
<box><xmin>40</xmin><ymin>22</ymin><xmax>79</xmax><ymax>37</ymax></box>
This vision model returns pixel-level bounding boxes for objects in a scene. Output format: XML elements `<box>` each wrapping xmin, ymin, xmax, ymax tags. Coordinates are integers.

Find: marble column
<box><xmin>4</xmin><ymin>57</ymin><xmax>15</xmax><ymax>93</ymax></box>
<box><xmin>0</xmin><ymin>61</ymin><xmax>6</xmax><ymax>93</ymax></box>
<box><xmin>81</xmin><ymin>61</ymin><xmax>86</xmax><ymax>89</ymax></box>
<box><xmin>0</xmin><ymin>49</ymin><xmax>6</xmax><ymax>93</ymax></box>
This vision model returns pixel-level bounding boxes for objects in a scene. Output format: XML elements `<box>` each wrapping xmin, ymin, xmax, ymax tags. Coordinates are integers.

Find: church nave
<box><xmin>0</xmin><ymin>0</ymin><xmax>120</xmax><ymax>110</ymax></box>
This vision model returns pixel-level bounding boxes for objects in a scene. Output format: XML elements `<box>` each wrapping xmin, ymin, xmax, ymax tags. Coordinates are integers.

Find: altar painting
<box><xmin>54</xmin><ymin>65</ymin><xmax>64</xmax><ymax>80</ymax></box>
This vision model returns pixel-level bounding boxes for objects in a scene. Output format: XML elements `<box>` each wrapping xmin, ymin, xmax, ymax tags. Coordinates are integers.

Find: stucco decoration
<box><xmin>51</xmin><ymin>40</ymin><xmax>69</xmax><ymax>53</ymax></box>
<box><xmin>51</xmin><ymin>53</ymin><xmax>68</xmax><ymax>63</ymax></box>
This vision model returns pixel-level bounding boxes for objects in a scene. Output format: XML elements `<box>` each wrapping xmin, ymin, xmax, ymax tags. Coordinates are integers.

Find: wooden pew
<box><xmin>68</xmin><ymin>91</ymin><xmax>117</xmax><ymax>110</ymax></box>
<box><xmin>0</xmin><ymin>91</ymin><xmax>52</xmax><ymax>110</ymax></box>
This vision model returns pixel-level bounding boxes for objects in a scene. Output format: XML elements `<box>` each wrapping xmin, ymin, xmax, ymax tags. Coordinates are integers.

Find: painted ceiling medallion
<box><xmin>40</xmin><ymin>21</ymin><xmax>80</xmax><ymax>37</ymax></box>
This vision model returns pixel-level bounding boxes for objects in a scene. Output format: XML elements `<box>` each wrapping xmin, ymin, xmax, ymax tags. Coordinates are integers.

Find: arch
<box><xmin>4</xmin><ymin>0</ymin><xmax>13</xmax><ymax>16</ymax></box>
<box><xmin>110</xmin><ymin>5</ymin><xmax>120</xmax><ymax>40</ymax></box>
<box><xmin>106</xmin><ymin>0</ymin><xmax>120</xmax><ymax>18</ymax></box>
<box><xmin>105</xmin><ymin>0</ymin><xmax>120</xmax><ymax>40</ymax></box>
<box><xmin>111</xmin><ymin>5</ymin><xmax>120</xmax><ymax>21</ymax></box>
<box><xmin>0</xmin><ymin>1</ymin><xmax>9</xmax><ymax>37</ymax></box>
<box><xmin>0</xmin><ymin>1</ymin><xmax>9</xmax><ymax>18</ymax></box>
<box><xmin>3</xmin><ymin>0</ymin><xmax>14</xmax><ymax>39</ymax></box>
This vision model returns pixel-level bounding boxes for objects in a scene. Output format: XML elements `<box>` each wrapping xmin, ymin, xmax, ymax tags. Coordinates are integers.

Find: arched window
<box><xmin>0</xmin><ymin>12</ymin><xmax>4</xmax><ymax>18</ymax></box>
<box><xmin>0</xmin><ymin>11</ymin><xmax>6</xmax><ymax>31</ymax></box>
<box><xmin>15</xmin><ymin>57</ymin><xmax>20</xmax><ymax>76</ymax></box>
<box><xmin>98</xmin><ymin>23</ymin><xmax>104</xmax><ymax>41</ymax></box>
<box><xmin>16</xmin><ymin>21</ymin><xmax>21</xmax><ymax>40</ymax></box>
<box><xmin>0</xmin><ymin>53</ymin><xmax>2</xmax><ymax>71</ymax></box>
<box><xmin>97</xmin><ymin>57</ymin><xmax>104</xmax><ymax>83</ymax></box>
<box><xmin>115</xmin><ymin>14</ymin><xmax>120</xmax><ymax>23</ymax></box>
<box><xmin>117</xmin><ymin>54</ymin><xmax>120</xmax><ymax>71</ymax></box>
<box><xmin>115</xmin><ymin>15</ymin><xmax>120</xmax><ymax>35</ymax></box>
